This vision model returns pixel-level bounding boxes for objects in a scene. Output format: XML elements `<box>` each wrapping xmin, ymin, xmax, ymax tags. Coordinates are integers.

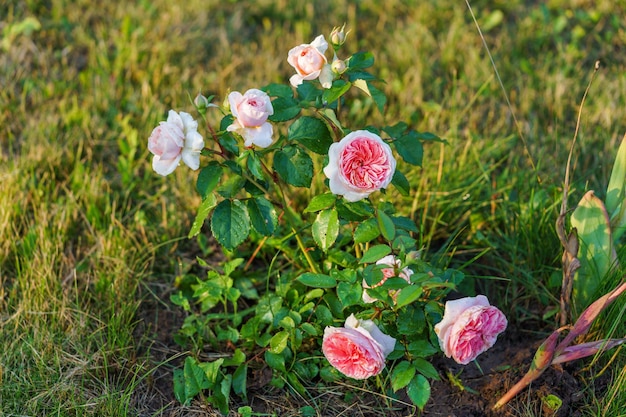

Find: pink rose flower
<box><xmin>226</xmin><ymin>89</ymin><xmax>274</xmax><ymax>148</ymax></box>
<box><xmin>323</xmin><ymin>130</ymin><xmax>396</xmax><ymax>202</ymax></box>
<box><xmin>322</xmin><ymin>314</ymin><xmax>396</xmax><ymax>380</ymax></box>
<box><xmin>148</xmin><ymin>110</ymin><xmax>204</xmax><ymax>176</ymax></box>
<box><xmin>362</xmin><ymin>255</ymin><xmax>413</xmax><ymax>303</ymax></box>
<box><xmin>434</xmin><ymin>295</ymin><xmax>507</xmax><ymax>365</ymax></box>
<box><xmin>287</xmin><ymin>35</ymin><xmax>333</xmax><ymax>88</ymax></box>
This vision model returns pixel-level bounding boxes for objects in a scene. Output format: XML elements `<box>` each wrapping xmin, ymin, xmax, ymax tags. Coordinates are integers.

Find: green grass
<box><xmin>1</xmin><ymin>0</ymin><xmax>625</xmax><ymax>415</ymax></box>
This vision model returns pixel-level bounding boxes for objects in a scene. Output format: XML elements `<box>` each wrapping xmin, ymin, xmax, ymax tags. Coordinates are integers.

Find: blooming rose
<box><xmin>226</xmin><ymin>89</ymin><xmax>274</xmax><ymax>148</ymax></box>
<box><xmin>148</xmin><ymin>110</ymin><xmax>204</xmax><ymax>176</ymax></box>
<box><xmin>322</xmin><ymin>314</ymin><xmax>396</xmax><ymax>380</ymax></box>
<box><xmin>362</xmin><ymin>255</ymin><xmax>413</xmax><ymax>303</ymax></box>
<box><xmin>434</xmin><ymin>295</ymin><xmax>507</xmax><ymax>365</ymax></box>
<box><xmin>287</xmin><ymin>35</ymin><xmax>333</xmax><ymax>88</ymax></box>
<box><xmin>323</xmin><ymin>130</ymin><xmax>396</xmax><ymax>202</ymax></box>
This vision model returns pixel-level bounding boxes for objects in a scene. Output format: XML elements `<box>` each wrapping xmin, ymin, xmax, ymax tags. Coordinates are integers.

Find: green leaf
<box><xmin>188</xmin><ymin>193</ymin><xmax>218</xmax><ymax>238</ymax></box>
<box><xmin>383</xmin><ymin>122</ymin><xmax>409</xmax><ymax>138</ymax></box>
<box><xmin>413</xmin><ymin>357</ymin><xmax>440</xmax><ymax>380</ymax></box>
<box><xmin>172</xmin><ymin>369</ymin><xmax>187</xmax><ymax>404</ymax></box>
<box><xmin>246</xmin><ymin>151</ymin><xmax>265</xmax><ymax>181</ymax></box>
<box><xmin>304</xmin><ymin>193</ymin><xmax>337</xmax><ymax>213</ymax></box>
<box><xmin>287</xmin><ymin>116</ymin><xmax>334</xmax><ymax>154</ymax></box>
<box><xmin>273</xmin><ymin>145</ymin><xmax>313</xmax><ymax>187</ymax></box>
<box><xmin>269</xmin><ymin>330</ymin><xmax>290</xmax><ymax>354</ymax></box>
<box><xmin>322</xmin><ymin>80</ymin><xmax>351</xmax><ymax>104</ymax></box>
<box><xmin>246</xmin><ymin>196</ymin><xmax>277</xmax><ymax>236</ymax></box>
<box><xmin>397</xmin><ymin>305</ymin><xmax>425</xmax><ymax>335</ymax></box>
<box><xmin>391</xmin><ymin>170</ymin><xmax>410</xmax><ymax>196</ymax></box>
<box><xmin>408</xmin><ymin>340</ymin><xmax>438</xmax><ymax>358</ymax></box>
<box><xmin>210</xmin><ymin>374</ymin><xmax>231</xmax><ymax>415</ymax></box>
<box><xmin>407</xmin><ymin>374</ymin><xmax>431</xmax><ymax>411</ymax></box>
<box><xmin>297</xmin><ymin>82</ymin><xmax>323</xmax><ymax>102</ymax></box>
<box><xmin>359</xmin><ymin>244</ymin><xmax>391</xmax><ymax>264</ymax></box>
<box><xmin>265</xmin><ymin>350</ymin><xmax>286</xmax><ymax>372</ymax></box>
<box><xmin>270</xmin><ymin>96</ymin><xmax>301</xmax><ymax>122</ymax></box>
<box><xmin>198</xmin><ymin>358</ymin><xmax>224</xmax><ymax>384</ymax></box>
<box><xmin>377</xmin><ymin>210</ymin><xmax>396</xmax><ymax>241</ymax></box>
<box><xmin>312</xmin><ymin>208</ymin><xmax>339</xmax><ymax>251</ymax></box>
<box><xmin>263</xmin><ymin>83</ymin><xmax>293</xmax><ymax>98</ymax></box>
<box><xmin>217</xmin><ymin>174</ymin><xmax>246</xmax><ymax>198</ymax></box>
<box><xmin>353</xmin><ymin>79</ymin><xmax>386</xmax><ymax>113</ymax></box>
<box><xmin>571</xmin><ymin>190</ymin><xmax>614</xmax><ymax>310</ymax></box>
<box><xmin>300</xmin><ymin>322</ymin><xmax>318</xmax><ymax>336</ymax></box>
<box><xmin>196</xmin><ymin>161</ymin><xmax>223</xmax><ymax>199</ymax></box>
<box><xmin>337</xmin><ymin>281</ymin><xmax>363</xmax><ymax>308</ymax></box>
<box><xmin>183</xmin><ymin>357</ymin><xmax>210</xmax><ymax>402</ymax></box>
<box><xmin>391</xmin><ymin>361</ymin><xmax>416</xmax><ymax>392</ymax></box>
<box><xmin>607</xmin><ymin>133</ymin><xmax>626</xmax><ymax>218</ymax></box>
<box><xmin>354</xmin><ymin>218</ymin><xmax>380</xmax><ymax>243</ymax></box>
<box><xmin>347</xmin><ymin>51</ymin><xmax>375</xmax><ymax>70</ymax></box>
<box><xmin>394</xmin><ymin>131</ymin><xmax>424</xmax><ymax>166</ymax></box>
<box><xmin>211</xmin><ymin>199</ymin><xmax>250</xmax><ymax>250</ymax></box>
<box><xmin>395</xmin><ymin>285</ymin><xmax>423</xmax><ymax>309</ymax></box>
<box><xmin>232</xmin><ymin>364</ymin><xmax>248</xmax><ymax>400</ymax></box>
<box><xmin>297</xmin><ymin>272</ymin><xmax>337</xmax><ymax>288</ymax></box>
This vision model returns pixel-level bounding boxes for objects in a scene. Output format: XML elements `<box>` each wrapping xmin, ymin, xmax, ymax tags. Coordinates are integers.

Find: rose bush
<box><xmin>434</xmin><ymin>295</ymin><xmax>508</xmax><ymax>364</ymax></box>
<box><xmin>322</xmin><ymin>314</ymin><xmax>396</xmax><ymax>380</ymax></box>
<box><xmin>147</xmin><ymin>110</ymin><xmax>204</xmax><ymax>176</ymax></box>
<box><xmin>150</xmin><ymin>26</ymin><xmax>505</xmax><ymax>414</ymax></box>
<box><xmin>323</xmin><ymin>130</ymin><xmax>396</xmax><ymax>202</ymax></box>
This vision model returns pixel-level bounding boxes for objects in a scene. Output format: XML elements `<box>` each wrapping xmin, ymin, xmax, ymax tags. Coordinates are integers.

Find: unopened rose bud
<box><xmin>194</xmin><ymin>93</ymin><xmax>209</xmax><ymax>111</ymax></box>
<box><xmin>330</xmin><ymin>24</ymin><xmax>348</xmax><ymax>50</ymax></box>
<box><xmin>331</xmin><ymin>59</ymin><xmax>347</xmax><ymax>74</ymax></box>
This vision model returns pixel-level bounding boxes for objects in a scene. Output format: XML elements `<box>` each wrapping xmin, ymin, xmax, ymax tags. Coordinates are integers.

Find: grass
<box><xmin>1</xmin><ymin>0</ymin><xmax>625</xmax><ymax>415</ymax></box>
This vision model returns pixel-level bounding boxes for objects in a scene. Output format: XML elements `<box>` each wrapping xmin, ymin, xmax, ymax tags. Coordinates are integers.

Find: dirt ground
<box><xmin>132</xmin><ymin>284</ymin><xmax>606</xmax><ymax>417</ymax></box>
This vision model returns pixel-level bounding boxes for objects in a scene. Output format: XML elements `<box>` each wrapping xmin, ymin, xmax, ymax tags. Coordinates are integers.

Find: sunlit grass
<box><xmin>1</xmin><ymin>0</ymin><xmax>625</xmax><ymax>415</ymax></box>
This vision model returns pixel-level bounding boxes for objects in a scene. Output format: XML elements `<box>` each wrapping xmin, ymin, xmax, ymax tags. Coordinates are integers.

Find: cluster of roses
<box><xmin>147</xmin><ymin>29</ymin><xmax>507</xmax><ymax>382</ymax></box>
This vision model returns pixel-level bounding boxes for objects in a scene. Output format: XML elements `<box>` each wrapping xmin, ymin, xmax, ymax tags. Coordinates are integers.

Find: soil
<box><xmin>131</xmin><ymin>283</ymin><xmax>607</xmax><ymax>417</ymax></box>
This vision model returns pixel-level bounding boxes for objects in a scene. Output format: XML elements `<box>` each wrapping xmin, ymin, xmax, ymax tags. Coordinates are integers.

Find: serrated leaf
<box><xmin>211</xmin><ymin>199</ymin><xmax>250</xmax><ymax>250</ymax></box>
<box><xmin>188</xmin><ymin>193</ymin><xmax>218</xmax><ymax>238</ymax></box>
<box><xmin>297</xmin><ymin>272</ymin><xmax>337</xmax><ymax>288</ymax></box>
<box><xmin>246</xmin><ymin>151</ymin><xmax>265</xmax><ymax>180</ymax></box>
<box><xmin>269</xmin><ymin>96</ymin><xmax>301</xmax><ymax>122</ymax></box>
<box><xmin>196</xmin><ymin>161</ymin><xmax>223</xmax><ymax>199</ymax></box>
<box><xmin>297</xmin><ymin>82</ymin><xmax>323</xmax><ymax>102</ymax></box>
<box><xmin>262</xmin><ymin>82</ymin><xmax>293</xmax><ymax>98</ymax></box>
<box><xmin>287</xmin><ymin>116</ymin><xmax>334</xmax><ymax>154</ymax></box>
<box><xmin>407</xmin><ymin>374</ymin><xmax>431</xmax><ymax>410</ymax></box>
<box><xmin>391</xmin><ymin>361</ymin><xmax>416</xmax><ymax>392</ymax></box>
<box><xmin>359</xmin><ymin>244</ymin><xmax>392</xmax><ymax>264</ymax></box>
<box><xmin>348</xmin><ymin>51</ymin><xmax>375</xmax><ymax>70</ymax></box>
<box><xmin>273</xmin><ymin>145</ymin><xmax>313</xmax><ymax>187</ymax></box>
<box><xmin>246</xmin><ymin>196</ymin><xmax>277</xmax><ymax>236</ymax></box>
<box><xmin>391</xmin><ymin>170</ymin><xmax>410</xmax><ymax>196</ymax></box>
<box><xmin>265</xmin><ymin>350</ymin><xmax>286</xmax><ymax>372</ymax></box>
<box><xmin>354</xmin><ymin>218</ymin><xmax>380</xmax><ymax>243</ymax></box>
<box><xmin>312</xmin><ymin>208</ymin><xmax>339</xmax><ymax>251</ymax></box>
<box><xmin>395</xmin><ymin>285</ymin><xmax>423</xmax><ymax>309</ymax></box>
<box><xmin>337</xmin><ymin>281</ymin><xmax>363</xmax><ymax>308</ymax></box>
<box><xmin>413</xmin><ymin>357</ymin><xmax>440</xmax><ymax>380</ymax></box>
<box><xmin>377</xmin><ymin>210</ymin><xmax>396</xmax><ymax>241</ymax></box>
<box><xmin>322</xmin><ymin>79</ymin><xmax>351</xmax><ymax>104</ymax></box>
<box><xmin>304</xmin><ymin>193</ymin><xmax>337</xmax><ymax>213</ymax></box>
<box><xmin>394</xmin><ymin>132</ymin><xmax>424</xmax><ymax>166</ymax></box>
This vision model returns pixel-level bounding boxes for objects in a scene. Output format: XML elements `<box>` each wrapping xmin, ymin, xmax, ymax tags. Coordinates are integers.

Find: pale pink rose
<box><xmin>226</xmin><ymin>89</ymin><xmax>274</xmax><ymax>148</ymax></box>
<box><xmin>148</xmin><ymin>110</ymin><xmax>204</xmax><ymax>176</ymax></box>
<box><xmin>362</xmin><ymin>255</ymin><xmax>413</xmax><ymax>303</ymax></box>
<box><xmin>323</xmin><ymin>130</ymin><xmax>396</xmax><ymax>202</ymax></box>
<box><xmin>434</xmin><ymin>295</ymin><xmax>507</xmax><ymax>365</ymax></box>
<box><xmin>287</xmin><ymin>35</ymin><xmax>333</xmax><ymax>88</ymax></box>
<box><xmin>322</xmin><ymin>314</ymin><xmax>396</xmax><ymax>380</ymax></box>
